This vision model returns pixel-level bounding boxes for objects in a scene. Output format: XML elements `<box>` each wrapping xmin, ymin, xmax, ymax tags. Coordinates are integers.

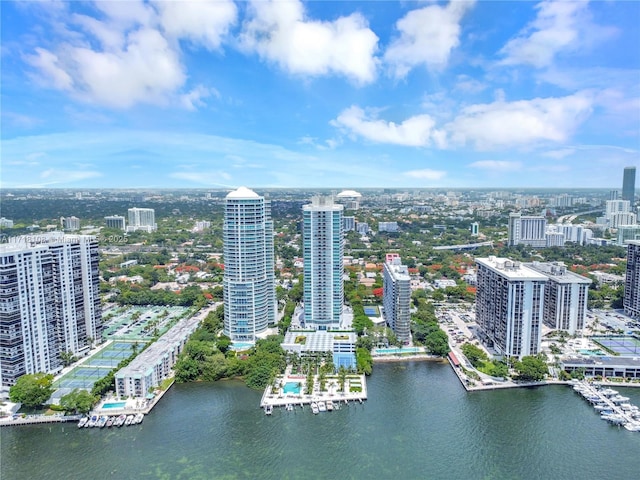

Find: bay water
<box><xmin>3</xmin><ymin>361</ymin><xmax>640</xmax><ymax>480</ymax></box>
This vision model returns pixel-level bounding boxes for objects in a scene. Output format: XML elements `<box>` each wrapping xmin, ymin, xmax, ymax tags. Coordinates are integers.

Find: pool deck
<box><xmin>260</xmin><ymin>374</ymin><xmax>367</xmax><ymax>410</ymax></box>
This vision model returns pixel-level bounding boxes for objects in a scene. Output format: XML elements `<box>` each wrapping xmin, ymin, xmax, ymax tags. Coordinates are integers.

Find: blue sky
<box><xmin>1</xmin><ymin>0</ymin><xmax>639</xmax><ymax>189</ymax></box>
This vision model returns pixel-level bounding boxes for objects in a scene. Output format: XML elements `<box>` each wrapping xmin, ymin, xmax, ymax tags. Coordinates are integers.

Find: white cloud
<box><xmin>468</xmin><ymin>160</ymin><xmax>522</xmax><ymax>172</ymax></box>
<box><xmin>543</xmin><ymin>148</ymin><xmax>575</xmax><ymax>159</ymax></box>
<box><xmin>170</xmin><ymin>170</ymin><xmax>233</xmax><ymax>186</ymax></box>
<box><xmin>331</xmin><ymin>106</ymin><xmax>442</xmax><ymax>147</ymax></box>
<box><xmin>446</xmin><ymin>92</ymin><xmax>593</xmax><ymax>150</ymax></box>
<box><xmin>404</xmin><ymin>169</ymin><xmax>447</xmax><ymax>180</ymax></box>
<box><xmin>384</xmin><ymin>1</ymin><xmax>475</xmax><ymax>77</ymax></box>
<box><xmin>454</xmin><ymin>74</ymin><xmax>487</xmax><ymax>94</ymax></box>
<box><xmin>153</xmin><ymin>0</ymin><xmax>237</xmax><ymax>50</ymax></box>
<box><xmin>180</xmin><ymin>85</ymin><xmax>218</xmax><ymax>111</ymax></box>
<box><xmin>499</xmin><ymin>0</ymin><xmax>614</xmax><ymax>68</ymax></box>
<box><xmin>239</xmin><ymin>0</ymin><xmax>379</xmax><ymax>84</ymax></box>
<box><xmin>23</xmin><ymin>0</ymin><xmax>235</xmax><ymax>109</ymax></box>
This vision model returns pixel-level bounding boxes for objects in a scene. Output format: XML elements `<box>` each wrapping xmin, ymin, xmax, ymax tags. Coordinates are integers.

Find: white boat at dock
<box><xmin>311</xmin><ymin>402</ymin><xmax>319</xmax><ymax>414</ymax></box>
<box><xmin>115</xmin><ymin>414</ymin><xmax>126</xmax><ymax>427</ymax></box>
<box><xmin>77</xmin><ymin>417</ymin><xmax>88</xmax><ymax>428</ymax></box>
<box><xmin>264</xmin><ymin>405</ymin><xmax>273</xmax><ymax>415</ymax></box>
<box><xmin>326</xmin><ymin>400</ymin><xmax>334</xmax><ymax>411</ymax></box>
<box><xmin>134</xmin><ymin>413</ymin><xmax>144</xmax><ymax>424</ymax></box>
<box><xmin>124</xmin><ymin>415</ymin><xmax>134</xmax><ymax>426</ymax></box>
<box><xmin>98</xmin><ymin>416</ymin><xmax>108</xmax><ymax>428</ymax></box>
<box><xmin>318</xmin><ymin>401</ymin><xmax>327</xmax><ymax>412</ymax></box>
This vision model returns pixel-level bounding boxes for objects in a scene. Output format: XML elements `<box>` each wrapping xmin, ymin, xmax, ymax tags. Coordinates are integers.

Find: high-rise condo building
<box><xmin>0</xmin><ymin>233</ymin><xmax>102</xmax><ymax>396</ymax></box>
<box><xmin>383</xmin><ymin>254</ymin><xmax>411</xmax><ymax>344</ymax></box>
<box><xmin>223</xmin><ymin>187</ymin><xmax>275</xmax><ymax>342</ymax></box>
<box><xmin>126</xmin><ymin>208</ymin><xmax>157</xmax><ymax>232</ymax></box>
<box><xmin>303</xmin><ymin>196</ymin><xmax>344</xmax><ymax>330</ymax></box>
<box><xmin>61</xmin><ymin>216</ymin><xmax>80</xmax><ymax>231</ymax></box>
<box><xmin>622</xmin><ymin>166</ymin><xmax>636</xmax><ymax>206</ymax></box>
<box><xmin>527</xmin><ymin>262</ymin><xmax>591</xmax><ymax>335</ymax></box>
<box><xmin>507</xmin><ymin>213</ymin><xmax>547</xmax><ymax>248</ymax></box>
<box><xmin>624</xmin><ymin>241</ymin><xmax>640</xmax><ymax>319</ymax></box>
<box><xmin>470</xmin><ymin>222</ymin><xmax>479</xmax><ymax>236</ymax></box>
<box><xmin>105</xmin><ymin>215</ymin><xmax>126</xmax><ymax>230</ymax></box>
<box><xmin>475</xmin><ymin>257</ymin><xmax>547</xmax><ymax>360</ymax></box>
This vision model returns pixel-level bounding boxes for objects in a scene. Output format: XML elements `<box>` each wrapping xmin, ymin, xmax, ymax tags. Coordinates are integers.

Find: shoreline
<box><xmin>373</xmin><ymin>354</ymin><xmax>445</xmax><ymax>363</ymax></box>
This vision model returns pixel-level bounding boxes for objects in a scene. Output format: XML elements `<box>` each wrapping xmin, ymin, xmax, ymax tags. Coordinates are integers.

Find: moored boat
<box><xmin>134</xmin><ymin>413</ymin><xmax>144</xmax><ymax>424</ymax></box>
<box><xmin>98</xmin><ymin>416</ymin><xmax>108</xmax><ymax>428</ymax></box>
<box><xmin>265</xmin><ymin>405</ymin><xmax>273</xmax><ymax>415</ymax></box>
<box><xmin>311</xmin><ymin>402</ymin><xmax>319</xmax><ymax>414</ymax></box>
<box><xmin>318</xmin><ymin>401</ymin><xmax>327</xmax><ymax>412</ymax></box>
<box><xmin>106</xmin><ymin>416</ymin><xmax>115</xmax><ymax>427</ymax></box>
<box><xmin>115</xmin><ymin>414</ymin><xmax>126</xmax><ymax>427</ymax></box>
<box><xmin>326</xmin><ymin>400</ymin><xmax>334</xmax><ymax>411</ymax></box>
<box><xmin>125</xmin><ymin>415</ymin><xmax>134</xmax><ymax>426</ymax></box>
<box><xmin>77</xmin><ymin>417</ymin><xmax>88</xmax><ymax>428</ymax></box>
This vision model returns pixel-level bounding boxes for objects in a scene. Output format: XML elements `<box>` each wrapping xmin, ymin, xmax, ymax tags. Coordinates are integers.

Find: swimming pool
<box><xmin>579</xmin><ymin>349</ymin><xmax>606</xmax><ymax>356</ymax></box>
<box><xmin>102</xmin><ymin>402</ymin><xmax>127</xmax><ymax>409</ymax></box>
<box><xmin>282</xmin><ymin>382</ymin><xmax>302</xmax><ymax>394</ymax></box>
<box><xmin>374</xmin><ymin>347</ymin><xmax>422</xmax><ymax>355</ymax></box>
<box><xmin>231</xmin><ymin>342</ymin><xmax>255</xmax><ymax>351</ymax></box>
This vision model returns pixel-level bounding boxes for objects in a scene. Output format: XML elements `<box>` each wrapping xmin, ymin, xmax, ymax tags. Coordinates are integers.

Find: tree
<box><xmin>60</xmin><ymin>389</ymin><xmax>96</xmax><ymax>414</ymax></box>
<box><xmin>425</xmin><ymin>329</ymin><xmax>450</xmax><ymax>357</ymax></box>
<box><xmin>9</xmin><ymin>373</ymin><xmax>55</xmax><ymax>409</ymax></box>
<box><xmin>356</xmin><ymin>348</ymin><xmax>373</xmax><ymax>375</ymax></box>
<box><xmin>217</xmin><ymin>335</ymin><xmax>231</xmax><ymax>354</ymax></box>
<box><xmin>60</xmin><ymin>351</ymin><xmax>77</xmax><ymax>367</ymax></box>
<box><xmin>461</xmin><ymin>343</ymin><xmax>488</xmax><ymax>368</ymax></box>
<box><xmin>513</xmin><ymin>355</ymin><xmax>548</xmax><ymax>381</ymax></box>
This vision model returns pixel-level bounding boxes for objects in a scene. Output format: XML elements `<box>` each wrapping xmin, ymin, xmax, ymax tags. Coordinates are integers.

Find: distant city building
<box><xmin>127</xmin><ymin>208</ymin><xmax>157</xmax><ymax>232</ymax></box>
<box><xmin>545</xmin><ymin>231</ymin><xmax>565</xmax><ymax>247</ymax></box>
<box><xmin>475</xmin><ymin>257</ymin><xmax>547</xmax><ymax>360</ymax></box>
<box><xmin>336</xmin><ymin>190</ymin><xmax>361</xmax><ymax>210</ymax></box>
<box><xmin>105</xmin><ymin>215</ymin><xmax>126</xmax><ymax>230</ymax></box>
<box><xmin>617</xmin><ymin>225</ymin><xmax>640</xmax><ymax>246</ymax></box>
<box><xmin>0</xmin><ymin>233</ymin><xmax>101</xmax><ymax>395</ymax></box>
<box><xmin>0</xmin><ymin>218</ymin><xmax>14</xmax><ymax>228</ymax></box>
<box><xmin>378</xmin><ymin>222</ymin><xmax>399</xmax><ymax>233</ymax></box>
<box><xmin>193</xmin><ymin>220</ymin><xmax>211</xmax><ymax>232</ymax></box>
<box><xmin>383</xmin><ymin>254</ymin><xmax>411</xmax><ymax>344</ymax></box>
<box><xmin>624</xmin><ymin>241</ymin><xmax>640</xmax><ymax>319</ymax></box>
<box><xmin>343</xmin><ymin>216</ymin><xmax>355</xmax><ymax>232</ymax></box>
<box><xmin>61</xmin><ymin>216</ymin><xmax>80</xmax><ymax>231</ymax></box>
<box><xmin>609</xmin><ymin>190</ymin><xmax>619</xmax><ymax>200</ymax></box>
<box><xmin>622</xmin><ymin>166</ymin><xmax>636</xmax><ymax>206</ymax></box>
<box><xmin>470</xmin><ymin>222</ymin><xmax>479</xmax><ymax>236</ymax></box>
<box><xmin>356</xmin><ymin>222</ymin><xmax>370</xmax><ymax>236</ymax></box>
<box><xmin>223</xmin><ymin>187</ymin><xmax>276</xmax><ymax>341</ymax></box>
<box><xmin>303</xmin><ymin>196</ymin><xmax>344</xmax><ymax>330</ymax></box>
<box><xmin>527</xmin><ymin>262</ymin><xmax>591</xmax><ymax>335</ymax></box>
<box><xmin>508</xmin><ymin>213</ymin><xmax>547</xmax><ymax>248</ymax></box>
<box><xmin>609</xmin><ymin>212</ymin><xmax>637</xmax><ymax>228</ymax></box>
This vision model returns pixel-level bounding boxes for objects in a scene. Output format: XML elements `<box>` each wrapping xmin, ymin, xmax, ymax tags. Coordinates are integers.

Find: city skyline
<box><xmin>1</xmin><ymin>0</ymin><xmax>639</xmax><ymax>189</ymax></box>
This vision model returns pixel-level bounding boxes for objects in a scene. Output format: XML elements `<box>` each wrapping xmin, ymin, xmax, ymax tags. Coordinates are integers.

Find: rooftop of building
<box><xmin>476</xmin><ymin>256</ymin><xmax>548</xmax><ymax>281</ymax></box>
<box><xmin>226</xmin><ymin>186</ymin><xmax>261</xmax><ymax>200</ymax></box>
<box><xmin>282</xmin><ymin>330</ymin><xmax>356</xmax><ymax>352</ymax></box>
<box><xmin>527</xmin><ymin>261</ymin><xmax>592</xmax><ymax>285</ymax></box>
<box><xmin>561</xmin><ymin>355</ymin><xmax>640</xmax><ymax>367</ymax></box>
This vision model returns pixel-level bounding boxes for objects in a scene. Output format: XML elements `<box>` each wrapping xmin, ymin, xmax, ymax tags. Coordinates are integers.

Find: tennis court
<box><xmin>592</xmin><ymin>336</ymin><xmax>640</xmax><ymax>356</ymax></box>
<box><xmin>364</xmin><ymin>306</ymin><xmax>380</xmax><ymax>317</ymax></box>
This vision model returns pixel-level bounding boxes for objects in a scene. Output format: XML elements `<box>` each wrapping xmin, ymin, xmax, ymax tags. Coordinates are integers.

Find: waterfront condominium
<box><xmin>126</xmin><ymin>207</ymin><xmax>157</xmax><ymax>232</ymax></box>
<box><xmin>303</xmin><ymin>196</ymin><xmax>344</xmax><ymax>330</ymax></box>
<box><xmin>622</xmin><ymin>166</ymin><xmax>636</xmax><ymax>206</ymax></box>
<box><xmin>382</xmin><ymin>254</ymin><xmax>411</xmax><ymax>344</ymax></box>
<box><xmin>475</xmin><ymin>257</ymin><xmax>547</xmax><ymax>360</ymax></box>
<box><xmin>0</xmin><ymin>233</ymin><xmax>102</xmax><ymax>396</ymax></box>
<box><xmin>223</xmin><ymin>187</ymin><xmax>276</xmax><ymax>342</ymax></box>
<box><xmin>507</xmin><ymin>212</ymin><xmax>547</xmax><ymax>248</ymax></box>
<box><xmin>624</xmin><ymin>241</ymin><xmax>640</xmax><ymax>319</ymax></box>
<box><xmin>527</xmin><ymin>261</ymin><xmax>591</xmax><ymax>335</ymax></box>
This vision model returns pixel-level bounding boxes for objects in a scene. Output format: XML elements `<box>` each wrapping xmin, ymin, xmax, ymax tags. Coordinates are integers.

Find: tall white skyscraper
<box><xmin>303</xmin><ymin>196</ymin><xmax>344</xmax><ymax>330</ymax></box>
<box><xmin>624</xmin><ymin>241</ymin><xmax>640</xmax><ymax>319</ymax></box>
<box><xmin>0</xmin><ymin>233</ymin><xmax>102</xmax><ymax>395</ymax></box>
<box><xmin>223</xmin><ymin>187</ymin><xmax>275</xmax><ymax>342</ymax></box>
<box><xmin>127</xmin><ymin>208</ymin><xmax>157</xmax><ymax>232</ymax></box>
<box><xmin>527</xmin><ymin>262</ymin><xmax>591</xmax><ymax>335</ymax></box>
<box><xmin>475</xmin><ymin>257</ymin><xmax>547</xmax><ymax>360</ymax></box>
<box><xmin>383</xmin><ymin>254</ymin><xmax>411</xmax><ymax>344</ymax></box>
<box><xmin>508</xmin><ymin>213</ymin><xmax>547</xmax><ymax>248</ymax></box>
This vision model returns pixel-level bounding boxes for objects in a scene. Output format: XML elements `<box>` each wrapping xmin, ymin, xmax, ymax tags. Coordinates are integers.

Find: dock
<box><xmin>570</xmin><ymin>380</ymin><xmax>640</xmax><ymax>431</ymax></box>
<box><xmin>260</xmin><ymin>374</ymin><xmax>367</xmax><ymax>413</ymax></box>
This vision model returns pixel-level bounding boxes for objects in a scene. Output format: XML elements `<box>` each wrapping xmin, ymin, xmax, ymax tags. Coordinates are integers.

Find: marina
<box><xmin>77</xmin><ymin>412</ymin><xmax>144</xmax><ymax>428</ymax></box>
<box><xmin>259</xmin><ymin>373</ymin><xmax>367</xmax><ymax>414</ymax></box>
<box><xmin>570</xmin><ymin>380</ymin><xmax>640</xmax><ymax>431</ymax></box>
